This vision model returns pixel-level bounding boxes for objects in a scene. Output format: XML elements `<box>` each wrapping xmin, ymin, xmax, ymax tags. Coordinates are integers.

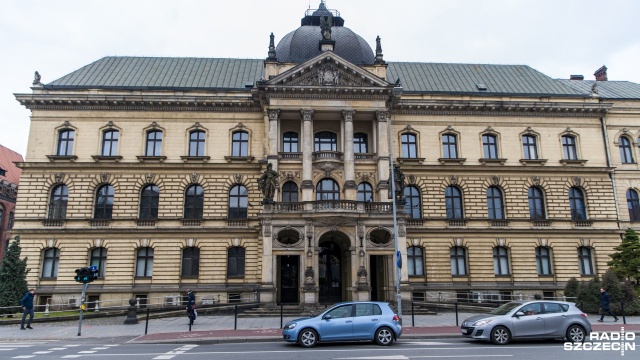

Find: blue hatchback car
<box><xmin>282</xmin><ymin>301</ymin><xmax>402</xmax><ymax>347</ymax></box>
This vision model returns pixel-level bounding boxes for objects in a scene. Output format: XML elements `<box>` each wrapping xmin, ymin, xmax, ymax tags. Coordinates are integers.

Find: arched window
<box><xmin>562</xmin><ymin>135</ymin><xmax>578</xmax><ymax>160</ymax></box>
<box><xmin>314</xmin><ymin>131</ymin><xmax>337</xmax><ymax>151</ymax></box>
<box><xmin>486</xmin><ymin>186</ymin><xmax>504</xmax><ymax>220</ymax></box>
<box><xmin>41</xmin><ymin>248</ymin><xmax>60</xmax><ymax>278</ymax></box>
<box><xmin>353</xmin><ymin>132</ymin><xmax>368</xmax><ymax>153</ymax></box>
<box><xmin>450</xmin><ymin>246</ymin><xmax>467</xmax><ymax>276</ymax></box>
<box><xmin>528</xmin><ymin>187</ymin><xmax>546</xmax><ymax>220</ymax></box>
<box><xmin>619</xmin><ymin>136</ymin><xmax>634</xmax><ymax>164</ymax></box>
<box><xmin>445</xmin><ymin>186</ymin><xmax>463</xmax><ymax>219</ymax></box>
<box><xmin>577</xmin><ymin>246</ymin><xmax>594</xmax><ymax>275</ymax></box>
<box><xmin>181</xmin><ymin>247</ymin><xmax>200</xmax><ymax>277</ymax></box>
<box><xmin>569</xmin><ymin>187</ymin><xmax>587</xmax><ymax>220</ymax></box>
<box><xmin>401</xmin><ymin>133</ymin><xmax>417</xmax><ymax>158</ymax></box>
<box><xmin>283</xmin><ymin>132</ymin><xmax>299</xmax><ymax>153</ymax></box>
<box><xmin>228</xmin><ymin>185</ymin><xmax>248</xmax><ymax>219</ymax></box>
<box><xmin>90</xmin><ymin>247</ymin><xmax>107</xmax><ymax>278</ymax></box>
<box><xmin>184</xmin><ymin>185</ymin><xmax>204</xmax><ymax>219</ymax></box>
<box><xmin>135</xmin><ymin>247</ymin><xmax>154</xmax><ymax>277</ymax></box>
<box><xmin>57</xmin><ymin>129</ymin><xmax>75</xmax><ymax>156</ymax></box>
<box><xmin>407</xmin><ymin>246</ymin><xmax>424</xmax><ymax>276</ymax></box>
<box><xmin>231</xmin><ymin>131</ymin><xmax>249</xmax><ymax>157</ymax></box>
<box><xmin>101</xmin><ymin>129</ymin><xmax>119</xmax><ymax>156</ymax></box>
<box><xmin>139</xmin><ymin>185</ymin><xmax>159</xmax><ymax>219</ymax></box>
<box><xmin>94</xmin><ymin>184</ymin><xmax>114</xmax><ymax>219</ymax></box>
<box><xmin>282</xmin><ymin>182</ymin><xmax>298</xmax><ymax>202</ymax></box>
<box><xmin>145</xmin><ymin>130</ymin><xmax>163</xmax><ymax>156</ymax></box>
<box><xmin>536</xmin><ymin>246</ymin><xmax>552</xmax><ymax>275</ymax></box>
<box><xmin>493</xmin><ymin>246</ymin><xmax>510</xmax><ymax>275</ymax></box>
<box><xmin>627</xmin><ymin>189</ymin><xmax>640</xmax><ymax>222</ymax></box>
<box><xmin>316</xmin><ymin>179</ymin><xmax>340</xmax><ymax>200</ymax></box>
<box><xmin>227</xmin><ymin>246</ymin><xmax>245</xmax><ymax>277</ymax></box>
<box><xmin>522</xmin><ymin>134</ymin><xmax>538</xmax><ymax>160</ymax></box>
<box><xmin>482</xmin><ymin>134</ymin><xmax>498</xmax><ymax>159</ymax></box>
<box><xmin>49</xmin><ymin>184</ymin><xmax>68</xmax><ymax>219</ymax></box>
<box><xmin>404</xmin><ymin>186</ymin><xmax>421</xmax><ymax>219</ymax></box>
<box><xmin>188</xmin><ymin>130</ymin><xmax>206</xmax><ymax>157</ymax></box>
<box><xmin>357</xmin><ymin>182</ymin><xmax>373</xmax><ymax>202</ymax></box>
<box><xmin>442</xmin><ymin>134</ymin><xmax>458</xmax><ymax>158</ymax></box>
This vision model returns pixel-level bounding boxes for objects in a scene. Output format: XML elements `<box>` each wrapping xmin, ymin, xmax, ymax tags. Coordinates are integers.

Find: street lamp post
<box><xmin>388</xmin><ymin>85</ymin><xmax>403</xmax><ymax>318</ymax></box>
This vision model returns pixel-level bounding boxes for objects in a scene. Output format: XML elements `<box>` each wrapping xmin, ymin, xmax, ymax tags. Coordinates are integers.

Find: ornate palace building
<box><xmin>13</xmin><ymin>2</ymin><xmax>640</xmax><ymax>308</ymax></box>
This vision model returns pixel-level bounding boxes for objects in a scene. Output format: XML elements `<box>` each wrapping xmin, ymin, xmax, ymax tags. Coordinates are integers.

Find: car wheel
<box><xmin>490</xmin><ymin>326</ymin><xmax>511</xmax><ymax>345</ymax></box>
<box><xmin>374</xmin><ymin>327</ymin><xmax>394</xmax><ymax>346</ymax></box>
<box><xmin>566</xmin><ymin>324</ymin><xmax>586</xmax><ymax>343</ymax></box>
<box><xmin>298</xmin><ymin>328</ymin><xmax>318</xmax><ymax>348</ymax></box>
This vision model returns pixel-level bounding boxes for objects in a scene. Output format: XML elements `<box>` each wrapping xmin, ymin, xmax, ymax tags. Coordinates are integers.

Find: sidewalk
<box><xmin>1</xmin><ymin>312</ymin><xmax>638</xmax><ymax>344</ymax></box>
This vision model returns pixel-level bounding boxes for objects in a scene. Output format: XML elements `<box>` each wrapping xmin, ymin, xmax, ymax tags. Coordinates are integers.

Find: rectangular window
<box><xmin>101</xmin><ymin>130</ymin><xmax>119</xmax><ymax>156</ymax></box>
<box><xmin>145</xmin><ymin>131</ymin><xmax>163</xmax><ymax>156</ymax></box>
<box><xmin>482</xmin><ymin>134</ymin><xmax>498</xmax><ymax>159</ymax></box>
<box><xmin>57</xmin><ymin>130</ymin><xmax>75</xmax><ymax>156</ymax></box>
<box><xmin>442</xmin><ymin>134</ymin><xmax>457</xmax><ymax>158</ymax></box>
<box><xmin>522</xmin><ymin>135</ymin><xmax>538</xmax><ymax>160</ymax></box>
<box><xmin>562</xmin><ymin>136</ymin><xmax>578</xmax><ymax>160</ymax></box>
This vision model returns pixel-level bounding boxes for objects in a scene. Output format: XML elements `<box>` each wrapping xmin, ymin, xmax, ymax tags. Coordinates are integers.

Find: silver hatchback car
<box><xmin>461</xmin><ymin>300</ymin><xmax>591</xmax><ymax>345</ymax></box>
<box><xmin>282</xmin><ymin>301</ymin><xmax>402</xmax><ymax>347</ymax></box>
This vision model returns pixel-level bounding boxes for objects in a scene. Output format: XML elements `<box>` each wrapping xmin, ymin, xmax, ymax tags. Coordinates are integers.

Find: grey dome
<box><xmin>276</xmin><ymin>26</ymin><xmax>375</xmax><ymax>65</ymax></box>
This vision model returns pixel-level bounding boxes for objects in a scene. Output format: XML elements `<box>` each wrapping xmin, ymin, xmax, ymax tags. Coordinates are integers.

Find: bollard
<box><xmin>455</xmin><ymin>302</ymin><xmax>459</xmax><ymax>326</ymax></box>
<box><xmin>145</xmin><ymin>307</ymin><xmax>150</xmax><ymax>334</ymax></box>
<box><xmin>234</xmin><ymin>304</ymin><xmax>238</xmax><ymax>330</ymax></box>
<box><xmin>45</xmin><ymin>303</ymin><xmax>50</xmax><ymax>317</ymax></box>
<box><xmin>94</xmin><ymin>300</ymin><xmax>100</xmax><ymax>313</ymax></box>
<box><xmin>124</xmin><ymin>298</ymin><xmax>138</xmax><ymax>324</ymax></box>
<box><xmin>280</xmin><ymin>303</ymin><xmax>283</xmax><ymax>329</ymax></box>
<box><xmin>136</xmin><ymin>297</ymin><xmax>140</xmax><ymax>309</ymax></box>
<box><xmin>411</xmin><ymin>299</ymin><xmax>416</xmax><ymax>327</ymax></box>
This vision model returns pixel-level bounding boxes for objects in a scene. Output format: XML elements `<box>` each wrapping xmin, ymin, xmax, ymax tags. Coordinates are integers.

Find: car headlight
<box><xmin>283</xmin><ymin>323</ymin><xmax>297</xmax><ymax>330</ymax></box>
<box><xmin>472</xmin><ymin>319</ymin><xmax>493</xmax><ymax>326</ymax></box>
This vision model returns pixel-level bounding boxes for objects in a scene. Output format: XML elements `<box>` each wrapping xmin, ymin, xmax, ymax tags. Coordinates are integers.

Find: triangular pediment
<box><xmin>266</xmin><ymin>52</ymin><xmax>390</xmax><ymax>88</ymax></box>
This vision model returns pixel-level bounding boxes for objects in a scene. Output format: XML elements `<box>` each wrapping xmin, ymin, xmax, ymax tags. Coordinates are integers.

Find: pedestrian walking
<box><xmin>597</xmin><ymin>288</ymin><xmax>618</xmax><ymax>322</ymax></box>
<box><xmin>19</xmin><ymin>289</ymin><xmax>36</xmax><ymax>330</ymax></box>
<box><xmin>186</xmin><ymin>289</ymin><xmax>196</xmax><ymax>325</ymax></box>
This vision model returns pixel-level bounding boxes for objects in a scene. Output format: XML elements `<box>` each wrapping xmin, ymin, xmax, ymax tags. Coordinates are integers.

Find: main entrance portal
<box><xmin>318</xmin><ymin>240</ymin><xmax>342</xmax><ymax>304</ymax></box>
<box><xmin>278</xmin><ymin>255</ymin><xmax>299</xmax><ymax>304</ymax></box>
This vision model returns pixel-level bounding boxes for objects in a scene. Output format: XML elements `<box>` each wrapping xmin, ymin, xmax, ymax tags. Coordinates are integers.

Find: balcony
<box><xmin>89</xmin><ymin>219</ymin><xmax>110</xmax><ymax>227</ymax></box>
<box><xmin>312</xmin><ymin>151</ymin><xmax>343</xmax><ymax>161</ymax></box>
<box><xmin>489</xmin><ymin>220</ymin><xmax>510</xmax><ymax>227</ymax></box>
<box><xmin>43</xmin><ymin>219</ymin><xmax>64</xmax><ymax>227</ymax></box>
<box><xmin>270</xmin><ymin>201</ymin><xmax>393</xmax><ymax>214</ymax></box>
<box><xmin>279</xmin><ymin>152</ymin><xmax>302</xmax><ymax>160</ymax></box>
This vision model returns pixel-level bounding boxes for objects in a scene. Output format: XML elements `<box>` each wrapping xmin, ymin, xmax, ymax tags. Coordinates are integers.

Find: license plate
<box><xmin>461</xmin><ymin>329</ymin><xmax>470</xmax><ymax>335</ymax></box>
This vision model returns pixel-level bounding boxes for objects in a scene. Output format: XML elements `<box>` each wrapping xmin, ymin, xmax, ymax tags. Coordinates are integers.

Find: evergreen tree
<box><xmin>608</xmin><ymin>228</ymin><xmax>640</xmax><ymax>284</ymax></box>
<box><xmin>564</xmin><ymin>277</ymin><xmax>580</xmax><ymax>299</ymax></box>
<box><xmin>0</xmin><ymin>237</ymin><xmax>30</xmax><ymax>315</ymax></box>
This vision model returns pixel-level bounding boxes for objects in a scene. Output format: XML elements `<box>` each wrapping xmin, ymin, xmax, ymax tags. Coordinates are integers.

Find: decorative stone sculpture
<box><xmin>258</xmin><ymin>163</ymin><xmax>279</xmax><ymax>203</ymax></box>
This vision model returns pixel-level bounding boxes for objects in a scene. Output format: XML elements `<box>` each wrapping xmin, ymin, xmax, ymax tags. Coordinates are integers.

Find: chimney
<box><xmin>594</xmin><ymin>66</ymin><xmax>608</xmax><ymax>81</ymax></box>
<box><xmin>570</xmin><ymin>75</ymin><xmax>584</xmax><ymax>81</ymax></box>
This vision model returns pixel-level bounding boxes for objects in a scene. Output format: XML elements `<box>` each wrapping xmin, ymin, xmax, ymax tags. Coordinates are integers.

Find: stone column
<box><xmin>301</xmin><ymin>109</ymin><xmax>315</xmax><ymax>201</ymax></box>
<box><xmin>267</xmin><ymin>109</ymin><xmax>280</xmax><ymax>156</ymax></box>
<box><xmin>375</xmin><ymin>111</ymin><xmax>390</xmax><ymax>200</ymax></box>
<box><xmin>342</xmin><ymin>110</ymin><xmax>356</xmax><ymax>200</ymax></box>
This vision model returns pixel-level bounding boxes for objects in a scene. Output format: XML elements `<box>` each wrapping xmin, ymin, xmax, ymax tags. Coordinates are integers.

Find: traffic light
<box><xmin>74</xmin><ymin>266</ymin><xmax>99</xmax><ymax>283</ymax></box>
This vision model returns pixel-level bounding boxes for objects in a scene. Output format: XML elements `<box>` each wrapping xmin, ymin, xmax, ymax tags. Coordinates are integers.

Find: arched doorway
<box><xmin>318</xmin><ymin>232</ymin><xmax>351</xmax><ymax>304</ymax></box>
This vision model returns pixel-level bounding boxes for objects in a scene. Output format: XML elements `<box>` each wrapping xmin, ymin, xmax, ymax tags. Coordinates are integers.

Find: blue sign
<box><xmin>396</xmin><ymin>250</ymin><xmax>402</xmax><ymax>269</ymax></box>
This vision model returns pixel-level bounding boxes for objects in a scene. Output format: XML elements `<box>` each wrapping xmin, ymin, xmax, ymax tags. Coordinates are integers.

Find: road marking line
<box><xmin>49</xmin><ymin>348</ymin><xmax>68</xmax><ymax>350</ymax></box>
<box><xmin>411</xmin><ymin>356</ymin><xmax>512</xmax><ymax>359</ymax></box>
<box><xmin>92</xmin><ymin>347</ymin><xmax>109</xmax><ymax>350</ymax></box>
<box><xmin>61</xmin><ymin>356</ymin><xmax>82</xmax><ymax>358</ymax></box>
<box><xmin>153</xmin><ymin>356</ymin><xmax>176</xmax><ymax>360</ymax></box>
<box><xmin>78</xmin><ymin>351</ymin><xmax>96</xmax><ymax>353</ymax></box>
<box><xmin>12</xmin><ymin>356</ymin><xmax>35</xmax><ymax>359</ymax></box>
<box><xmin>32</xmin><ymin>351</ymin><xmax>52</xmax><ymax>354</ymax></box>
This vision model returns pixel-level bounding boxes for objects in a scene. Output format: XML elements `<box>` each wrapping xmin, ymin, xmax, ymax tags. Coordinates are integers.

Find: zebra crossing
<box><xmin>0</xmin><ymin>342</ymin><xmax>119</xmax><ymax>358</ymax></box>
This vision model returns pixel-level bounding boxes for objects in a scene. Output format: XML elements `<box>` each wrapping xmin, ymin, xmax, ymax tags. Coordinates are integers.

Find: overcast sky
<box><xmin>1</xmin><ymin>0</ymin><xmax>639</xmax><ymax>157</ymax></box>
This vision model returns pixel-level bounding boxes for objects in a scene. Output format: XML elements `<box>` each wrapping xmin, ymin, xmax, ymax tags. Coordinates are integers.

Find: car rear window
<box><xmin>543</xmin><ymin>302</ymin><xmax>563</xmax><ymax>313</ymax></box>
<box><xmin>355</xmin><ymin>303</ymin><xmax>382</xmax><ymax>316</ymax></box>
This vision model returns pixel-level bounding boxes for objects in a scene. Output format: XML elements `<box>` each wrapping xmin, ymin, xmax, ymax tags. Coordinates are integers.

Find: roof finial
<box><xmin>374</xmin><ymin>36</ymin><xmax>385</xmax><ymax>64</ymax></box>
<box><xmin>267</xmin><ymin>32</ymin><xmax>277</xmax><ymax>61</ymax></box>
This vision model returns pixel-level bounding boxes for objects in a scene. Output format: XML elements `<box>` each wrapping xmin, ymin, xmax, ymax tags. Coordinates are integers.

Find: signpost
<box><xmin>74</xmin><ymin>266</ymin><xmax>98</xmax><ymax>336</ymax></box>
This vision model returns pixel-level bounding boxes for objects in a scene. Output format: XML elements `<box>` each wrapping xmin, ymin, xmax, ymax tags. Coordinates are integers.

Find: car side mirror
<box><xmin>515</xmin><ymin>311</ymin><xmax>525</xmax><ymax>317</ymax></box>
<box><xmin>322</xmin><ymin>314</ymin><xmax>332</xmax><ymax>320</ymax></box>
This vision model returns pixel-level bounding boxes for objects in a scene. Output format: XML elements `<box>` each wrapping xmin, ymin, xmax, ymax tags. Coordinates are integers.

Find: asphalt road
<box><xmin>1</xmin><ymin>337</ymin><xmax>638</xmax><ymax>360</ymax></box>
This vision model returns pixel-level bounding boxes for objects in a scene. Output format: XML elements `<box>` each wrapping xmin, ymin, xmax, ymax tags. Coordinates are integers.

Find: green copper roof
<box><xmin>44</xmin><ymin>56</ymin><xmax>640</xmax><ymax>99</ymax></box>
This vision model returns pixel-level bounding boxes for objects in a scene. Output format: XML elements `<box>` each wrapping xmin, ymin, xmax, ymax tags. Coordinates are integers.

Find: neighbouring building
<box><xmin>0</xmin><ymin>144</ymin><xmax>23</xmax><ymax>258</ymax></box>
<box><xmin>12</xmin><ymin>2</ymin><xmax>640</xmax><ymax>309</ymax></box>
